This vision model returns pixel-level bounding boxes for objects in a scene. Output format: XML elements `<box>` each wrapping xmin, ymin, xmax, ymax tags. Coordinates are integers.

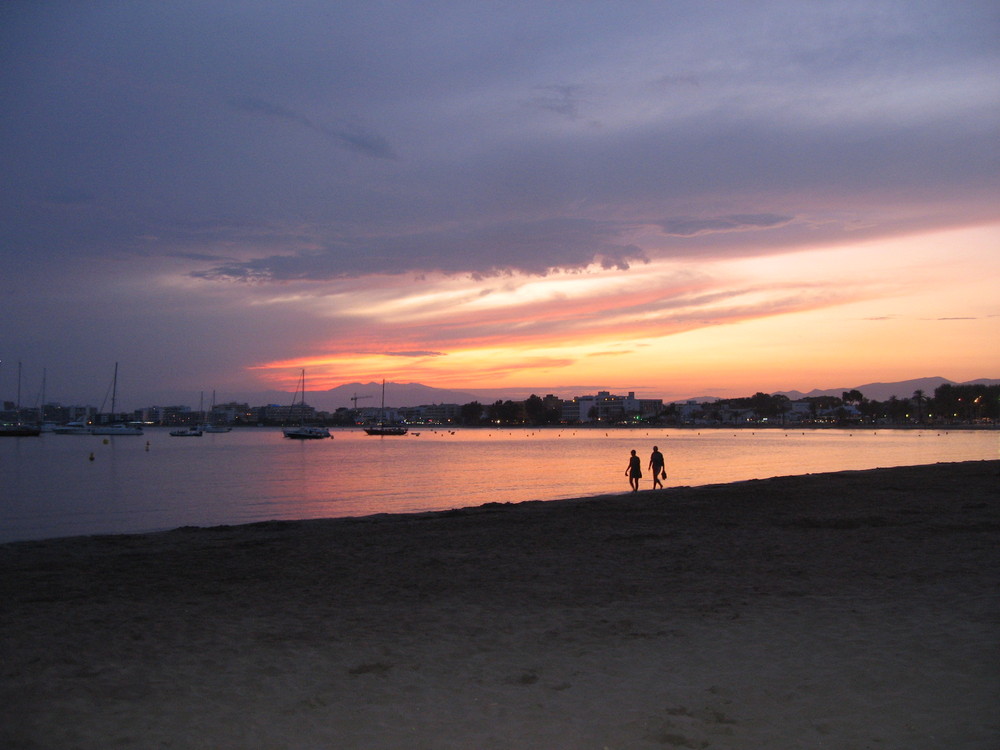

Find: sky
<box><xmin>2</xmin><ymin>1</ymin><xmax>998</xmax><ymax>409</ymax></box>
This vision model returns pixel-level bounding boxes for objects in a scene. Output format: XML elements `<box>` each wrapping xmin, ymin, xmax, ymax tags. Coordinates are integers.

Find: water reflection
<box><xmin>1</xmin><ymin>427</ymin><xmax>996</xmax><ymax>542</ymax></box>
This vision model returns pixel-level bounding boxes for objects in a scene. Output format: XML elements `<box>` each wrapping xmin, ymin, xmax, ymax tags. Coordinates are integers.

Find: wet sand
<box><xmin>2</xmin><ymin>460</ymin><xmax>998</xmax><ymax>749</ymax></box>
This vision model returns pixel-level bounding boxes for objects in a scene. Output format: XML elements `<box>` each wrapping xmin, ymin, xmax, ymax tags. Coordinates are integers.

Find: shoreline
<box><xmin>2</xmin><ymin>460</ymin><xmax>998</xmax><ymax>748</ymax></box>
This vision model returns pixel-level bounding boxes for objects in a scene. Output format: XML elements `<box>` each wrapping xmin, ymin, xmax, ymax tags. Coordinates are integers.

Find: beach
<box><xmin>2</xmin><ymin>460</ymin><xmax>998</xmax><ymax>749</ymax></box>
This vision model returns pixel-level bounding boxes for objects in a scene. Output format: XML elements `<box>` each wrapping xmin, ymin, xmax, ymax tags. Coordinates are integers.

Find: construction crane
<box><xmin>350</xmin><ymin>393</ymin><xmax>373</xmax><ymax>409</ymax></box>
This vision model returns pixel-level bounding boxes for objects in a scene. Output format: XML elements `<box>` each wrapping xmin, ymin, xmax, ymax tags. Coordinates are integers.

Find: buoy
<box><xmin>88</xmin><ymin>452</ymin><xmax>95</xmax><ymax>461</ymax></box>
<box><xmin>103</xmin><ymin>438</ymin><xmax>109</xmax><ymax>445</ymax></box>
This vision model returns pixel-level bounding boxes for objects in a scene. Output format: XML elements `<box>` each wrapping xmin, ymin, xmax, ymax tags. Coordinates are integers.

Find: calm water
<box><xmin>1</xmin><ymin>427</ymin><xmax>997</xmax><ymax>542</ymax></box>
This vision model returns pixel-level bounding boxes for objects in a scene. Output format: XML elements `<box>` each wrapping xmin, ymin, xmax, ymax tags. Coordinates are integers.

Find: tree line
<box><xmin>287</xmin><ymin>382</ymin><xmax>999</xmax><ymax>428</ymax></box>
<box><xmin>681</xmin><ymin>383</ymin><xmax>998</xmax><ymax>426</ymax></box>
<box><xmin>451</xmin><ymin>383</ymin><xmax>998</xmax><ymax>427</ymax></box>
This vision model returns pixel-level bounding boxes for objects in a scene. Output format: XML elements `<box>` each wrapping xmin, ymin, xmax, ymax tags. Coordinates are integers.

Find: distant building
<box><xmin>357</xmin><ymin>405</ymin><xmax>405</xmax><ymax>424</ymax></box>
<box><xmin>211</xmin><ymin>402</ymin><xmax>251</xmax><ymax>424</ymax></box>
<box><xmin>563</xmin><ymin>391</ymin><xmax>663</xmax><ymax>423</ymax></box>
<box><xmin>407</xmin><ymin>403</ymin><xmax>462</xmax><ymax>423</ymax></box>
<box><xmin>260</xmin><ymin>403</ymin><xmax>319</xmax><ymax>423</ymax></box>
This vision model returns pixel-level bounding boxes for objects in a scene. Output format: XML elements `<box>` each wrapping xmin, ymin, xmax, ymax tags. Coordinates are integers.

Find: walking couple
<box><xmin>626</xmin><ymin>445</ymin><xmax>667</xmax><ymax>492</ymax></box>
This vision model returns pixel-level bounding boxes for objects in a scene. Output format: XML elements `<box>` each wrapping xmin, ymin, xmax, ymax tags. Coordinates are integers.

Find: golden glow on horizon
<box><xmin>249</xmin><ymin>224</ymin><xmax>999</xmax><ymax>397</ymax></box>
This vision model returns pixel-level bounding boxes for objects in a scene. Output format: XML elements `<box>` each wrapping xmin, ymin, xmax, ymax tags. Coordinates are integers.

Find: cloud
<box><xmin>658</xmin><ymin>214</ymin><xmax>796</xmax><ymax>237</ymax></box>
<box><xmin>191</xmin><ymin>217</ymin><xmax>650</xmax><ymax>282</ymax></box>
<box><xmin>230</xmin><ymin>96</ymin><xmax>309</xmax><ymax>126</ymax></box>
<box><xmin>229</xmin><ymin>96</ymin><xmax>398</xmax><ymax>160</ymax></box>
<box><xmin>383</xmin><ymin>351</ymin><xmax>447</xmax><ymax>357</ymax></box>
<box><xmin>2</xmin><ymin>2</ymin><xmax>998</xmax><ymax>401</ymax></box>
<box><xmin>523</xmin><ymin>85</ymin><xmax>585</xmax><ymax>119</ymax></box>
<box><xmin>311</xmin><ymin>271</ymin><xmax>871</xmax><ymax>358</ymax></box>
<box><xmin>168</xmin><ymin>250</ymin><xmax>240</xmax><ymax>262</ymax></box>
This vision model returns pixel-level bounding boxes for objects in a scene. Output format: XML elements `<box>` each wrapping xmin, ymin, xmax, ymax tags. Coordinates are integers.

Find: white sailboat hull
<box><xmin>283</xmin><ymin>425</ymin><xmax>330</xmax><ymax>439</ymax></box>
<box><xmin>91</xmin><ymin>424</ymin><xmax>144</xmax><ymax>435</ymax></box>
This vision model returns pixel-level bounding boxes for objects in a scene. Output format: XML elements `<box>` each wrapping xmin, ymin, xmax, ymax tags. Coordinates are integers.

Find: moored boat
<box><xmin>199</xmin><ymin>391</ymin><xmax>232</xmax><ymax>432</ymax></box>
<box><xmin>283</xmin><ymin>424</ymin><xmax>331</xmax><ymax>439</ymax></box>
<box><xmin>364</xmin><ymin>424</ymin><xmax>409</xmax><ymax>436</ymax></box>
<box><xmin>0</xmin><ymin>423</ymin><xmax>42</xmax><ymax>437</ymax></box>
<box><xmin>281</xmin><ymin>370</ymin><xmax>331</xmax><ymax>439</ymax></box>
<box><xmin>90</xmin><ymin>363</ymin><xmax>144</xmax><ymax>435</ymax></box>
<box><xmin>169</xmin><ymin>426</ymin><xmax>203</xmax><ymax>437</ymax></box>
<box><xmin>0</xmin><ymin>362</ymin><xmax>41</xmax><ymax>436</ymax></box>
<box><xmin>91</xmin><ymin>423</ymin><xmax>144</xmax><ymax>436</ymax></box>
<box><xmin>364</xmin><ymin>379</ymin><xmax>408</xmax><ymax>436</ymax></box>
<box><xmin>51</xmin><ymin>421</ymin><xmax>93</xmax><ymax>435</ymax></box>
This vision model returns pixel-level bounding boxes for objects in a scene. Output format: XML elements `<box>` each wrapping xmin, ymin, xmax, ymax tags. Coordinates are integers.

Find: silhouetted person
<box><xmin>649</xmin><ymin>445</ymin><xmax>665</xmax><ymax>489</ymax></box>
<box><xmin>625</xmin><ymin>449</ymin><xmax>642</xmax><ymax>492</ymax></box>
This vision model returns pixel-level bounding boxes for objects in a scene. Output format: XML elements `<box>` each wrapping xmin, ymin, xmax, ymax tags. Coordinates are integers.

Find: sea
<box><xmin>1</xmin><ymin>427</ymin><xmax>997</xmax><ymax>543</ymax></box>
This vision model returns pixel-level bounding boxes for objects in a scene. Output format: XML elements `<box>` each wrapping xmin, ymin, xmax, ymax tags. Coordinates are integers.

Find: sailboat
<box><xmin>38</xmin><ymin>368</ymin><xmax>57</xmax><ymax>432</ymax></box>
<box><xmin>90</xmin><ymin>363</ymin><xmax>143</xmax><ymax>435</ymax></box>
<box><xmin>364</xmin><ymin>379</ymin><xmax>408</xmax><ymax>436</ymax></box>
<box><xmin>51</xmin><ymin>420</ymin><xmax>93</xmax><ymax>435</ymax></box>
<box><xmin>0</xmin><ymin>361</ymin><xmax>42</xmax><ymax>437</ymax></box>
<box><xmin>169</xmin><ymin>425</ymin><xmax>203</xmax><ymax>437</ymax></box>
<box><xmin>172</xmin><ymin>391</ymin><xmax>204</xmax><ymax>436</ymax></box>
<box><xmin>199</xmin><ymin>391</ymin><xmax>232</xmax><ymax>432</ymax></box>
<box><xmin>282</xmin><ymin>370</ymin><xmax>331</xmax><ymax>439</ymax></box>
<box><xmin>0</xmin><ymin>423</ymin><xmax>42</xmax><ymax>437</ymax></box>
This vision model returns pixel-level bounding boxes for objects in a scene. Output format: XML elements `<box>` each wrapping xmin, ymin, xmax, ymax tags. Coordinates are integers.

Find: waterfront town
<box><xmin>3</xmin><ymin>383</ymin><xmax>997</xmax><ymax>430</ymax></box>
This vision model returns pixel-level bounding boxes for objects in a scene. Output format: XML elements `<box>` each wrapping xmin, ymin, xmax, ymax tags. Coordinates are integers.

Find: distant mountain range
<box><xmin>772</xmin><ymin>377</ymin><xmax>999</xmax><ymax>403</ymax></box>
<box><xmin>318</xmin><ymin>382</ymin><xmax>482</xmax><ymax>410</ymax></box>
<box><xmin>298</xmin><ymin>381</ymin><xmax>618</xmax><ymax>410</ymax></box>
<box><xmin>298</xmin><ymin>376</ymin><xmax>998</xmax><ymax>410</ymax></box>
<box><xmin>69</xmin><ymin>376</ymin><xmax>999</xmax><ymax>414</ymax></box>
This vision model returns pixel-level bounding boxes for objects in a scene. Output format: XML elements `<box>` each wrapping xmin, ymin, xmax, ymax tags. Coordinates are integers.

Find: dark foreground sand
<box><xmin>2</xmin><ymin>461</ymin><xmax>998</xmax><ymax>749</ymax></box>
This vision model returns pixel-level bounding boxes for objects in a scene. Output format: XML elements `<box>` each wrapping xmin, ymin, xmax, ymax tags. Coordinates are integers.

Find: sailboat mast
<box><xmin>381</xmin><ymin>379</ymin><xmax>386</xmax><ymax>423</ymax></box>
<box><xmin>110</xmin><ymin>362</ymin><xmax>118</xmax><ymax>420</ymax></box>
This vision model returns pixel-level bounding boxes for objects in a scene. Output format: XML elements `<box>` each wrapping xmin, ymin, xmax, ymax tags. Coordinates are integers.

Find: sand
<box><xmin>2</xmin><ymin>460</ymin><xmax>998</xmax><ymax>749</ymax></box>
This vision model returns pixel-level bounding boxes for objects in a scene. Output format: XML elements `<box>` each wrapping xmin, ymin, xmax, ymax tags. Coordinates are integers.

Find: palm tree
<box><xmin>912</xmin><ymin>389</ymin><xmax>926</xmax><ymax>424</ymax></box>
<box><xmin>842</xmin><ymin>389</ymin><xmax>864</xmax><ymax>406</ymax></box>
<box><xmin>886</xmin><ymin>395</ymin><xmax>901</xmax><ymax>424</ymax></box>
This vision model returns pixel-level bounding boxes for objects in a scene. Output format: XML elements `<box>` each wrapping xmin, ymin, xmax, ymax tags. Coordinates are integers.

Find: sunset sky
<box><xmin>2</xmin><ymin>1</ymin><xmax>998</xmax><ymax>408</ymax></box>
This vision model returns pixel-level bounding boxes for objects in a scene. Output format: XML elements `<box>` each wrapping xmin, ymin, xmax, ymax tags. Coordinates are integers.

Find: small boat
<box><xmin>364</xmin><ymin>424</ymin><xmax>409</xmax><ymax>436</ymax></box>
<box><xmin>282</xmin><ymin>370</ymin><xmax>331</xmax><ymax>439</ymax></box>
<box><xmin>52</xmin><ymin>421</ymin><xmax>93</xmax><ymax>435</ymax></box>
<box><xmin>91</xmin><ymin>423</ymin><xmax>144</xmax><ymax>436</ymax></box>
<box><xmin>0</xmin><ymin>362</ymin><xmax>41</xmax><ymax>436</ymax></box>
<box><xmin>199</xmin><ymin>391</ymin><xmax>232</xmax><ymax>432</ymax></box>
<box><xmin>283</xmin><ymin>424</ymin><xmax>331</xmax><ymax>440</ymax></box>
<box><xmin>90</xmin><ymin>363</ymin><xmax>144</xmax><ymax>435</ymax></box>
<box><xmin>169</xmin><ymin>426</ymin><xmax>203</xmax><ymax>437</ymax></box>
<box><xmin>364</xmin><ymin>379</ymin><xmax>408</xmax><ymax>436</ymax></box>
<box><xmin>0</xmin><ymin>423</ymin><xmax>42</xmax><ymax>437</ymax></box>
